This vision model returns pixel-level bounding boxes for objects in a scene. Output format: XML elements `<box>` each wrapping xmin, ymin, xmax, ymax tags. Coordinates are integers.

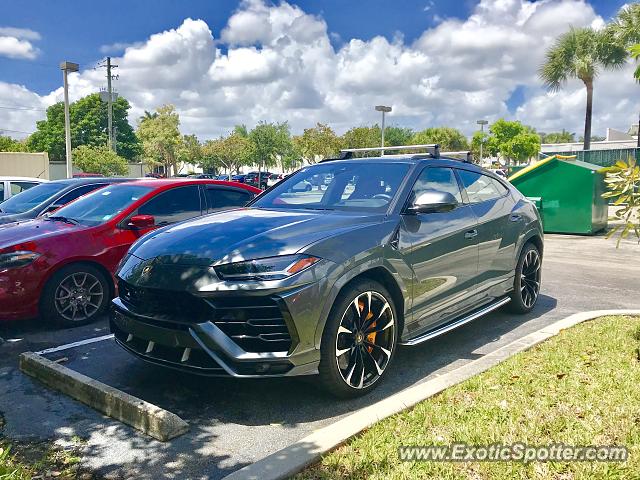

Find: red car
<box><xmin>0</xmin><ymin>179</ymin><xmax>260</xmax><ymax>326</ymax></box>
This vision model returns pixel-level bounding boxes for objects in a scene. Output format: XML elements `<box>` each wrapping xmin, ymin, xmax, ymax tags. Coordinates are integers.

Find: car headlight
<box><xmin>0</xmin><ymin>251</ymin><xmax>41</xmax><ymax>270</ymax></box>
<box><xmin>214</xmin><ymin>254</ymin><xmax>320</xmax><ymax>281</ymax></box>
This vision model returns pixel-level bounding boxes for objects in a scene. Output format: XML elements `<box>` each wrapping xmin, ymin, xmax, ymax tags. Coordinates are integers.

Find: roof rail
<box><xmin>440</xmin><ymin>150</ymin><xmax>473</xmax><ymax>163</ymax></box>
<box><xmin>321</xmin><ymin>144</ymin><xmax>440</xmax><ymax>162</ymax></box>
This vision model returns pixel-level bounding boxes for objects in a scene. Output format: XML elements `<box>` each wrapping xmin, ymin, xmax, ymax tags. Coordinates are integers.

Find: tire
<box><xmin>507</xmin><ymin>243</ymin><xmax>542</xmax><ymax>314</ymax></box>
<box><xmin>318</xmin><ymin>279</ymin><xmax>398</xmax><ymax>398</ymax></box>
<box><xmin>41</xmin><ymin>263</ymin><xmax>111</xmax><ymax>327</ymax></box>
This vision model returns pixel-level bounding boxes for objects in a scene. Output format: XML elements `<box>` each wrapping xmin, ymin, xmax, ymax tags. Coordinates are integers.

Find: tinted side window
<box><xmin>138</xmin><ymin>185</ymin><xmax>201</xmax><ymax>225</ymax></box>
<box><xmin>457</xmin><ymin>170</ymin><xmax>504</xmax><ymax>203</ymax></box>
<box><xmin>0</xmin><ymin>182</ymin><xmax>4</xmax><ymax>199</ymax></box>
<box><xmin>56</xmin><ymin>184</ymin><xmax>107</xmax><ymax>206</ymax></box>
<box><xmin>410</xmin><ymin>167</ymin><xmax>463</xmax><ymax>204</ymax></box>
<box><xmin>10</xmin><ymin>181</ymin><xmax>39</xmax><ymax>195</ymax></box>
<box><xmin>206</xmin><ymin>188</ymin><xmax>253</xmax><ymax>211</ymax></box>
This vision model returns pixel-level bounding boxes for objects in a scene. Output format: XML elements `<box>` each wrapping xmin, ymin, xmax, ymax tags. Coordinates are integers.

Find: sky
<box><xmin>0</xmin><ymin>0</ymin><xmax>635</xmax><ymax>141</ymax></box>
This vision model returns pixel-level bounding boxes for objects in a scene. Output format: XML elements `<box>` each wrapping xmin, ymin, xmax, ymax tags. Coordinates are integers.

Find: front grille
<box><xmin>117</xmin><ymin>281</ymin><xmax>292</xmax><ymax>353</ymax></box>
<box><xmin>209</xmin><ymin>297</ymin><xmax>292</xmax><ymax>353</ymax></box>
<box><xmin>118</xmin><ymin>280</ymin><xmax>211</xmax><ymax>320</ymax></box>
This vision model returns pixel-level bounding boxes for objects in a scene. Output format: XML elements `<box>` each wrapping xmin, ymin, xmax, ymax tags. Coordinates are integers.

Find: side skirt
<box><xmin>400</xmin><ymin>297</ymin><xmax>510</xmax><ymax>346</ymax></box>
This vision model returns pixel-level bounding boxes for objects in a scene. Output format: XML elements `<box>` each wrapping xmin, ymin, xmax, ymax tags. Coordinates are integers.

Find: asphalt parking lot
<box><xmin>1</xmin><ymin>233</ymin><xmax>639</xmax><ymax>479</ymax></box>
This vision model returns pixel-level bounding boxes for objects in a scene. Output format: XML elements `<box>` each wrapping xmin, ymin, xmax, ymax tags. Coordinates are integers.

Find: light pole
<box><xmin>375</xmin><ymin>105</ymin><xmax>392</xmax><ymax>155</ymax></box>
<box><xmin>60</xmin><ymin>61</ymin><xmax>79</xmax><ymax>179</ymax></box>
<box><xmin>477</xmin><ymin>119</ymin><xmax>488</xmax><ymax>163</ymax></box>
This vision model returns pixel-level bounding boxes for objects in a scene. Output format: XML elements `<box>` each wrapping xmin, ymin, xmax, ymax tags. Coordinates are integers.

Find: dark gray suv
<box><xmin>111</xmin><ymin>145</ymin><xmax>543</xmax><ymax>397</ymax></box>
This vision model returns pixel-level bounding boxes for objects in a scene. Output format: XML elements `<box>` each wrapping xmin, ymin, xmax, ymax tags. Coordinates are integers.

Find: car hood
<box><xmin>0</xmin><ymin>218</ymin><xmax>83</xmax><ymax>250</ymax></box>
<box><xmin>0</xmin><ymin>210</ymin><xmax>36</xmax><ymax>225</ymax></box>
<box><xmin>128</xmin><ymin>207</ymin><xmax>382</xmax><ymax>266</ymax></box>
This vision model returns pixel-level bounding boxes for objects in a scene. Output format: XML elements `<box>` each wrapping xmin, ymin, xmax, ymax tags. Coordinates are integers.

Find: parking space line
<box><xmin>35</xmin><ymin>334</ymin><xmax>114</xmax><ymax>356</ymax></box>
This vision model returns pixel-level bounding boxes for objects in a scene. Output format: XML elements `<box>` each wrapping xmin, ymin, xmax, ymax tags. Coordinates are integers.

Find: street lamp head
<box><xmin>375</xmin><ymin>105</ymin><xmax>392</xmax><ymax>113</ymax></box>
<box><xmin>60</xmin><ymin>61</ymin><xmax>79</xmax><ymax>72</ymax></box>
<box><xmin>476</xmin><ymin>119</ymin><xmax>488</xmax><ymax>125</ymax></box>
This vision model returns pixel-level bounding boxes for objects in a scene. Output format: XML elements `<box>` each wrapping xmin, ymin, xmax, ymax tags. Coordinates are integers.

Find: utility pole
<box><xmin>60</xmin><ymin>61</ymin><xmax>79</xmax><ymax>178</ymax></box>
<box><xmin>98</xmin><ymin>57</ymin><xmax>118</xmax><ymax>151</ymax></box>
<box><xmin>375</xmin><ymin>105</ymin><xmax>392</xmax><ymax>155</ymax></box>
<box><xmin>477</xmin><ymin>119</ymin><xmax>488</xmax><ymax>163</ymax></box>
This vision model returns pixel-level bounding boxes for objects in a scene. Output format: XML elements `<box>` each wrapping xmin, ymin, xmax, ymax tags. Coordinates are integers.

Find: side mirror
<box><xmin>128</xmin><ymin>214</ymin><xmax>155</xmax><ymax>229</ymax></box>
<box><xmin>406</xmin><ymin>190</ymin><xmax>459</xmax><ymax>214</ymax></box>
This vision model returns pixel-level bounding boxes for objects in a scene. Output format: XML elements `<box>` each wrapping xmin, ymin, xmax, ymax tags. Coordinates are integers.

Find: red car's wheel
<box><xmin>41</xmin><ymin>264</ymin><xmax>110</xmax><ymax>327</ymax></box>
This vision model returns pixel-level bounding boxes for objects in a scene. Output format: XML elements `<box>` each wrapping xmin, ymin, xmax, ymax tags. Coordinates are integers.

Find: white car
<box><xmin>0</xmin><ymin>177</ymin><xmax>48</xmax><ymax>201</ymax></box>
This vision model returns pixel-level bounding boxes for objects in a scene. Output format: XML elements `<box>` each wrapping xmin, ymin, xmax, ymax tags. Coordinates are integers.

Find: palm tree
<box><xmin>610</xmin><ymin>4</ymin><xmax>640</xmax><ymax>82</ymax></box>
<box><xmin>610</xmin><ymin>4</ymin><xmax>640</xmax><ymax>46</ymax></box>
<box><xmin>539</xmin><ymin>27</ymin><xmax>627</xmax><ymax>150</ymax></box>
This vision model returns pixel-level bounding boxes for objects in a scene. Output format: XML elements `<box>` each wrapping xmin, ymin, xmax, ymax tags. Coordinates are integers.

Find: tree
<box><xmin>248</xmin><ymin>122</ymin><xmax>292</xmax><ymax>174</ymax></box>
<box><xmin>177</xmin><ymin>134</ymin><xmax>203</xmax><ymax>168</ymax></box>
<box><xmin>476</xmin><ymin>119</ymin><xmax>540</xmax><ymax>165</ymax></box>
<box><xmin>294</xmin><ymin>123</ymin><xmax>342</xmax><ymax>164</ymax></box>
<box><xmin>0</xmin><ymin>136</ymin><xmax>28</xmax><ymax>152</ymax></box>
<box><xmin>341</xmin><ymin>125</ymin><xmax>381</xmax><ymax>157</ymax></box>
<box><xmin>539</xmin><ymin>27</ymin><xmax>627</xmax><ymax>150</ymax></box>
<box><xmin>384</xmin><ymin>126</ymin><xmax>414</xmax><ymax>146</ymax></box>
<box><xmin>609</xmin><ymin>4</ymin><xmax>640</xmax><ymax>81</ymax></box>
<box><xmin>410</xmin><ymin>127</ymin><xmax>469</xmax><ymax>151</ymax></box>
<box><xmin>137</xmin><ymin>104</ymin><xmax>182</xmax><ymax>176</ymax></box>
<box><xmin>202</xmin><ymin>132</ymin><xmax>252</xmax><ymax>178</ymax></box>
<box><xmin>540</xmin><ymin>130</ymin><xmax>575</xmax><ymax>144</ymax></box>
<box><xmin>72</xmin><ymin>145</ymin><xmax>128</xmax><ymax>176</ymax></box>
<box><xmin>27</xmin><ymin>93</ymin><xmax>142</xmax><ymax>161</ymax></box>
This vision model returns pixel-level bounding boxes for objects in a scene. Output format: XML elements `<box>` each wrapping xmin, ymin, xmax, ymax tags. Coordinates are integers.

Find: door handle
<box><xmin>464</xmin><ymin>229</ymin><xmax>478</xmax><ymax>239</ymax></box>
<box><xmin>509</xmin><ymin>213</ymin><xmax>522</xmax><ymax>222</ymax></box>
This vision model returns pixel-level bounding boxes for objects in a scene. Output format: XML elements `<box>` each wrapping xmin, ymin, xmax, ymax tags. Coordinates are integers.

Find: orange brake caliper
<box><xmin>359</xmin><ymin>301</ymin><xmax>376</xmax><ymax>352</ymax></box>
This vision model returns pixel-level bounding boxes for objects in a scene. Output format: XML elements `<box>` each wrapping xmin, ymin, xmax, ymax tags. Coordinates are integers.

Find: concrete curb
<box><xmin>19</xmin><ymin>352</ymin><xmax>189</xmax><ymax>442</ymax></box>
<box><xmin>223</xmin><ymin>309</ymin><xmax>640</xmax><ymax>480</ymax></box>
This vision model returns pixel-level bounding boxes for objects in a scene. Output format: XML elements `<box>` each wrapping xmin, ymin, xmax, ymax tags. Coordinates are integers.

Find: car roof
<box><xmin>123</xmin><ymin>178</ymin><xmax>262</xmax><ymax>192</ymax></box>
<box><xmin>318</xmin><ymin>155</ymin><xmax>484</xmax><ymax>171</ymax></box>
<box><xmin>0</xmin><ymin>176</ymin><xmax>48</xmax><ymax>182</ymax></box>
<box><xmin>48</xmin><ymin>177</ymin><xmax>133</xmax><ymax>186</ymax></box>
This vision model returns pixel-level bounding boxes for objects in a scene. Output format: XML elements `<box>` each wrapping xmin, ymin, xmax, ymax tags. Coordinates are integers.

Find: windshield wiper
<box><xmin>47</xmin><ymin>215</ymin><xmax>79</xmax><ymax>225</ymax></box>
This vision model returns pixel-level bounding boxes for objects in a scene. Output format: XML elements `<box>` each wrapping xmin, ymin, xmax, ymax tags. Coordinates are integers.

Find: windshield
<box><xmin>52</xmin><ymin>184</ymin><xmax>153</xmax><ymax>226</ymax></box>
<box><xmin>252</xmin><ymin>162</ymin><xmax>411</xmax><ymax>212</ymax></box>
<box><xmin>0</xmin><ymin>182</ymin><xmax>68</xmax><ymax>214</ymax></box>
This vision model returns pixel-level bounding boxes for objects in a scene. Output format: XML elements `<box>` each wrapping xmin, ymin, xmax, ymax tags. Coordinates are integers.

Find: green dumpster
<box><xmin>508</xmin><ymin>156</ymin><xmax>607</xmax><ymax>234</ymax></box>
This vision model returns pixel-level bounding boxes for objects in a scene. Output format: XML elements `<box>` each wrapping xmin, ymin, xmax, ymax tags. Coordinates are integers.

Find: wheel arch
<box><xmin>40</xmin><ymin>259</ymin><xmax>116</xmax><ymax>303</ymax></box>
<box><xmin>314</xmin><ymin>264</ymin><xmax>406</xmax><ymax>349</ymax></box>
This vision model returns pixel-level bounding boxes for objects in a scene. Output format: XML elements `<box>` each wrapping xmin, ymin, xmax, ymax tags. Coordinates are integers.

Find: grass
<box><xmin>0</xmin><ymin>438</ymin><xmax>83</xmax><ymax>480</ymax></box>
<box><xmin>298</xmin><ymin>315</ymin><xmax>640</xmax><ymax>480</ymax></box>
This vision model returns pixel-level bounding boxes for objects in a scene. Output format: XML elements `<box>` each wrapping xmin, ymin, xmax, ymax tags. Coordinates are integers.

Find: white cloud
<box><xmin>0</xmin><ymin>25</ymin><xmax>41</xmax><ymax>60</ymax></box>
<box><xmin>0</xmin><ymin>27</ymin><xmax>40</xmax><ymax>41</ymax></box>
<box><xmin>99</xmin><ymin>41</ymin><xmax>144</xmax><ymax>54</ymax></box>
<box><xmin>1</xmin><ymin>0</ymin><xmax>637</xmax><ymax>141</ymax></box>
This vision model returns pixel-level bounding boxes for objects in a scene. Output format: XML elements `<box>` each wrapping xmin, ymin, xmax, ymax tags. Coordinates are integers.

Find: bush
<box><xmin>602</xmin><ymin>157</ymin><xmax>640</xmax><ymax>246</ymax></box>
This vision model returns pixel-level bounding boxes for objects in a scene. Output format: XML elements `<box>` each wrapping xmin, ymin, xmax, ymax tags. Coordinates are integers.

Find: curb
<box><xmin>223</xmin><ymin>309</ymin><xmax>640</xmax><ymax>480</ymax></box>
<box><xmin>19</xmin><ymin>352</ymin><xmax>189</xmax><ymax>442</ymax></box>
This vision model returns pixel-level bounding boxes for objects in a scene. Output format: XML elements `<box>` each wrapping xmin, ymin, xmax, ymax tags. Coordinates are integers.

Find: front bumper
<box><xmin>0</xmin><ymin>264</ymin><xmax>43</xmax><ymax>320</ymax></box>
<box><xmin>110</xmin><ymin>288</ymin><xmax>321</xmax><ymax>378</ymax></box>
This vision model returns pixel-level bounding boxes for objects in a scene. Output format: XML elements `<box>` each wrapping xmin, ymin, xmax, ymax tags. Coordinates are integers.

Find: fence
<box><xmin>541</xmin><ymin>147</ymin><xmax>640</xmax><ymax>167</ymax></box>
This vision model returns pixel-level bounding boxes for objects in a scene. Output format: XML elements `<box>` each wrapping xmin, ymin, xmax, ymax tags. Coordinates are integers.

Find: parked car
<box><xmin>0</xmin><ymin>177</ymin><xmax>48</xmax><ymax>201</ymax></box>
<box><xmin>267</xmin><ymin>173</ymin><xmax>285</xmax><ymax>187</ymax></box>
<box><xmin>0</xmin><ymin>177</ymin><xmax>132</xmax><ymax>225</ymax></box>
<box><xmin>245</xmin><ymin>171</ymin><xmax>272</xmax><ymax>189</ymax></box>
<box><xmin>232</xmin><ymin>174</ymin><xmax>247</xmax><ymax>183</ymax></box>
<box><xmin>290</xmin><ymin>179</ymin><xmax>313</xmax><ymax>192</ymax></box>
<box><xmin>110</xmin><ymin>149</ymin><xmax>543</xmax><ymax>397</ymax></box>
<box><xmin>0</xmin><ymin>179</ymin><xmax>260</xmax><ymax>325</ymax></box>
